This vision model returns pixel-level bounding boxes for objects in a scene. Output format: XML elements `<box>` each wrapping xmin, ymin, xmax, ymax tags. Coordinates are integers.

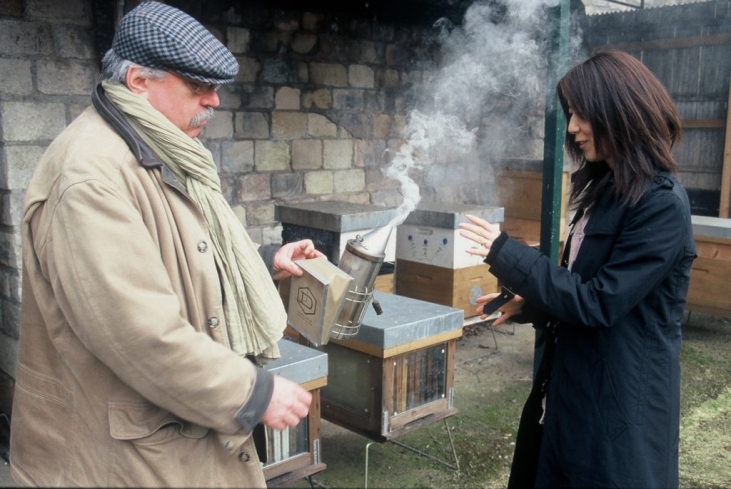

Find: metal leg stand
<box><xmin>364</xmin><ymin>419</ymin><xmax>459</xmax><ymax>488</ymax></box>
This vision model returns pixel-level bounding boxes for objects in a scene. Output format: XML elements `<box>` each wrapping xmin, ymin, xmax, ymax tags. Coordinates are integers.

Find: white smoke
<box><xmin>383</xmin><ymin>0</ymin><xmax>568</xmax><ymax>224</ymax></box>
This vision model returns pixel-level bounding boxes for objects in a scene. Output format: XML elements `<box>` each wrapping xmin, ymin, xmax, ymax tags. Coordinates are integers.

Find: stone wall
<box><xmin>0</xmin><ymin>0</ymin><xmax>99</xmax><ymax>415</ymax></box>
<box><xmin>0</xmin><ymin>0</ymin><xmax>547</xmax><ymax>414</ymax></box>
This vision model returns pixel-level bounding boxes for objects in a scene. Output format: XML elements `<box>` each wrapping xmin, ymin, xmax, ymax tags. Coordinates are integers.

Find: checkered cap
<box><xmin>112</xmin><ymin>1</ymin><xmax>238</xmax><ymax>84</ymax></box>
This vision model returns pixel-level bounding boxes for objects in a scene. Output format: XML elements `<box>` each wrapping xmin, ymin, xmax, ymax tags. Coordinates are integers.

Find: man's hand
<box><xmin>260</xmin><ymin>375</ymin><xmax>312</xmax><ymax>431</ymax></box>
<box><xmin>271</xmin><ymin>239</ymin><xmax>324</xmax><ymax>281</ymax></box>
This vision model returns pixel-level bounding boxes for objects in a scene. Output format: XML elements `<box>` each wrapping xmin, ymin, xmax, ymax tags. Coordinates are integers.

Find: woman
<box><xmin>460</xmin><ymin>51</ymin><xmax>696</xmax><ymax>488</ymax></box>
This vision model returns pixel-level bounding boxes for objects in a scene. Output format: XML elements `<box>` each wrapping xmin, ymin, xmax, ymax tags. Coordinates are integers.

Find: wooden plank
<box><xmin>596</xmin><ymin>34</ymin><xmax>731</xmax><ymax>54</ymax></box>
<box><xmin>720</xmin><ymin>75</ymin><xmax>731</xmax><ymax>218</ymax></box>
<box><xmin>682</xmin><ymin>119</ymin><xmax>725</xmax><ymax>129</ymax></box>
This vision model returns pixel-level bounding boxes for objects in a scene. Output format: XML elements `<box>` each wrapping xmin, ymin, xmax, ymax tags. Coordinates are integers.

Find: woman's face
<box><xmin>567</xmin><ymin>109</ymin><xmax>613</xmax><ymax>167</ymax></box>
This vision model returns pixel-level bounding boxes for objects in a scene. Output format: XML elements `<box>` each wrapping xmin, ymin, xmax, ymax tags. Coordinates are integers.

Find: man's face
<box><xmin>144</xmin><ymin>73</ymin><xmax>220</xmax><ymax>138</ymax></box>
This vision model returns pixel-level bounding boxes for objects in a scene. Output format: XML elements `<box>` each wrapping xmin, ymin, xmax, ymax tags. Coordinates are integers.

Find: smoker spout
<box><xmin>351</xmin><ymin>224</ymin><xmax>394</xmax><ymax>259</ymax></box>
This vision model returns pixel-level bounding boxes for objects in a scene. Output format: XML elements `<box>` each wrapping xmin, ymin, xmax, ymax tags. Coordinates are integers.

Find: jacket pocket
<box><xmin>588</xmin><ymin>359</ymin><xmax>628</xmax><ymax>441</ymax></box>
<box><xmin>108</xmin><ymin>401</ymin><xmax>208</xmax><ymax>442</ymax></box>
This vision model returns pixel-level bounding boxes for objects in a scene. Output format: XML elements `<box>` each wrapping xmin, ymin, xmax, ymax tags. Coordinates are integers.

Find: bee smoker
<box><xmin>330</xmin><ymin>225</ymin><xmax>393</xmax><ymax>340</ymax></box>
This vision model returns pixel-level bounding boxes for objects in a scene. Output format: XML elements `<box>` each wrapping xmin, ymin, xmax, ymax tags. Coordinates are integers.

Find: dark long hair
<box><xmin>557</xmin><ymin>51</ymin><xmax>681</xmax><ymax>209</ymax></box>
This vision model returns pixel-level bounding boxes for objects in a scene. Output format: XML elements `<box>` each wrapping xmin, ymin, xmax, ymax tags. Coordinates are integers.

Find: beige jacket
<box><xmin>10</xmin><ymin>87</ymin><xmax>276</xmax><ymax>487</ymax></box>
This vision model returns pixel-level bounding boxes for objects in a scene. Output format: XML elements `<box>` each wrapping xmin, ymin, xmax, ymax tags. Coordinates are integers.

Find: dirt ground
<box><xmin>293</xmin><ymin>312</ymin><xmax>731</xmax><ymax>489</ymax></box>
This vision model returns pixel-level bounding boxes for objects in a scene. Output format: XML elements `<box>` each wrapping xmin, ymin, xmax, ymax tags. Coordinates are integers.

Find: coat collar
<box><xmin>92</xmin><ymin>84</ymin><xmax>188</xmax><ymax>195</ymax></box>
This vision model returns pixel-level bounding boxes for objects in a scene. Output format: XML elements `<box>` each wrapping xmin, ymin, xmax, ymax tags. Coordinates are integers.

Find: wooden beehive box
<box><xmin>686</xmin><ymin>216</ymin><xmax>731</xmax><ymax>319</ymax></box>
<box><xmin>262</xmin><ymin>339</ymin><xmax>328</xmax><ymax>486</ymax></box>
<box><xmin>320</xmin><ymin>292</ymin><xmax>463</xmax><ymax>441</ymax></box>
<box><xmin>496</xmin><ymin>168</ymin><xmax>569</xmax><ymax>247</ymax></box>
<box><xmin>394</xmin><ymin>260</ymin><xmax>497</xmax><ymax>319</ymax></box>
<box><xmin>394</xmin><ymin>203</ymin><xmax>503</xmax><ymax>318</ymax></box>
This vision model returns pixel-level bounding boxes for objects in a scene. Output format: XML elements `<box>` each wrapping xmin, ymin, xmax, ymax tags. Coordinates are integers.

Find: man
<box><xmin>10</xmin><ymin>2</ymin><xmax>319</xmax><ymax>486</ymax></box>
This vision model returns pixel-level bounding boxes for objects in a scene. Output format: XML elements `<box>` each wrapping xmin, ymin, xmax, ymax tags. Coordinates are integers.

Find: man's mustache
<box><xmin>190</xmin><ymin>107</ymin><xmax>216</xmax><ymax>129</ymax></box>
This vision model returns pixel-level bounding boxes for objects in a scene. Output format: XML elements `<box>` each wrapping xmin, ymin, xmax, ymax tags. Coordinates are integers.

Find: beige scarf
<box><xmin>102</xmin><ymin>81</ymin><xmax>284</xmax><ymax>361</ymax></box>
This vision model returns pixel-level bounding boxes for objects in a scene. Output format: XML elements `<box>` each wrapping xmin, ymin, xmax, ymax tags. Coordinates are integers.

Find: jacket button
<box><xmin>208</xmin><ymin>317</ymin><xmax>219</xmax><ymax>328</ymax></box>
<box><xmin>197</xmin><ymin>241</ymin><xmax>208</xmax><ymax>253</ymax></box>
<box><xmin>224</xmin><ymin>440</ymin><xmax>234</xmax><ymax>450</ymax></box>
<box><xmin>238</xmin><ymin>452</ymin><xmax>250</xmax><ymax>462</ymax></box>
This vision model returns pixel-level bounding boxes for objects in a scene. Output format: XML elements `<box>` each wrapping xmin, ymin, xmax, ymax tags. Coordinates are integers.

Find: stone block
<box><xmin>219</xmin><ymin>175</ymin><xmax>235</xmax><ymax>203</ymax></box>
<box><xmin>365</xmin><ymin>90</ymin><xmax>386</xmax><ymax>113</ymax></box>
<box><xmin>1</xmin><ymin>191</ymin><xmax>24</xmax><ymax>227</ymax></box>
<box><xmin>349</xmin><ymin>65</ymin><xmax>375</xmax><ymax>89</ymax></box>
<box><xmin>235</xmin><ymin>112</ymin><xmax>270</xmax><ymax>139</ymax></box>
<box><xmin>0</xmin><ymin>328</ymin><xmax>18</xmax><ymax>374</ymax></box>
<box><xmin>308</xmin><ymin>114</ymin><xmax>337</xmax><ymax>138</ymax></box>
<box><xmin>244</xmin><ymin>86</ymin><xmax>274</xmax><ymax>109</ymax></box>
<box><xmin>0</xmin><ymin>230</ymin><xmax>21</xmax><ymax>269</ymax></box>
<box><xmin>246</xmin><ymin>201</ymin><xmax>276</xmax><ymax>225</ymax></box>
<box><xmin>0</xmin><ymin>20</ymin><xmax>53</xmax><ymax>56</ymax></box>
<box><xmin>237</xmin><ymin>173</ymin><xmax>272</xmax><ymax>202</ymax></box>
<box><xmin>334</xmin><ymin>169</ymin><xmax>366</xmax><ymax>193</ymax></box>
<box><xmin>228</xmin><ymin>27</ymin><xmax>250</xmax><ymax>54</ymax></box>
<box><xmin>204</xmin><ymin>141</ymin><xmax>221</xmax><ymax>170</ymax></box>
<box><xmin>2</xmin><ymin>145</ymin><xmax>45</xmax><ymax>190</ymax></box>
<box><xmin>231</xmin><ymin>204</ymin><xmax>247</xmax><ymax>227</ymax></box>
<box><xmin>373</xmin><ymin>114</ymin><xmax>394</xmax><ymax>139</ymax></box>
<box><xmin>302</xmin><ymin>88</ymin><xmax>332</xmax><ymax>109</ymax></box>
<box><xmin>262</xmin><ymin>59</ymin><xmax>300</xmax><ymax>84</ymax></box>
<box><xmin>304</xmin><ymin>170</ymin><xmax>334</xmax><ymax>195</ymax></box>
<box><xmin>310</xmin><ymin>62</ymin><xmax>347</xmax><ymax>87</ymax></box>
<box><xmin>255</xmin><ymin>141</ymin><xmax>290</xmax><ymax>171</ymax></box>
<box><xmin>27</xmin><ymin>0</ymin><xmax>87</xmax><ymax>21</ymax></box>
<box><xmin>333</xmin><ymin>89</ymin><xmax>364</xmax><ymax>110</ymax></box>
<box><xmin>235</xmin><ymin>56</ymin><xmax>260</xmax><ymax>83</ymax></box>
<box><xmin>272</xmin><ymin>172</ymin><xmax>304</xmax><ymax>198</ymax></box>
<box><xmin>202</xmin><ymin>111</ymin><xmax>233</xmax><ymax>139</ymax></box>
<box><xmin>297</xmin><ymin>61</ymin><xmax>309</xmax><ymax>83</ymax></box>
<box><xmin>261</xmin><ymin>224</ymin><xmax>283</xmax><ymax>245</ymax></box>
<box><xmin>275</xmin><ymin>87</ymin><xmax>301</xmax><ymax>110</ymax></box>
<box><xmin>322</xmin><ymin>192</ymin><xmax>371</xmax><ymax>205</ymax></box>
<box><xmin>37</xmin><ymin>60</ymin><xmax>96</xmax><ymax>95</ymax></box>
<box><xmin>272</xmin><ymin>112</ymin><xmax>307</xmax><ymax>139</ymax></box>
<box><xmin>221</xmin><ymin>140</ymin><xmax>254</xmax><ymax>173</ymax></box>
<box><xmin>354</xmin><ymin>140</ymin><xmax>374</xmax><ymax>168</ymax></box>
<box><xmin>323</xmin><ymin>140</ymin><xmax>353</xmax><ymax>169</ymax></box>
<box><xmin>386</xmin><ymin>44</ymin><xmax>409</xmax><ymax>66</ymax></box>
<box><xmin>1</xmin><ymin>102</ymin><xmax>66</xmax><ymax>142</ymax></box>
<box><xmin>302</xmin><ymin>12</ymin><xmax>325</xmax><ymax>31</ymax></box>
<box><xmin>292</xmin><ymin>33</ymin><xmax>317</xmax><ymax>54</ymax></box>
<box><xmin>246</xmin><ymin>226</ymin><xmax>263</xmax><ymax>246</ymax></box>
<box><xmin>0</xmin><ymin>0</ymin><xmax>22</xmax><ymax>17</ymax></box>
<box><xmin>376</xmin><ymin>68</ymin><xmax>400</xmax><ymax>89</ymax></box>
<box><xmin>372</xmin><ymin>24</ymin><xmax>395</xmax><ymax>42</ymax></box>
<box><xmin>292</xmin><ymin>140</ymin><xmax>322</xmax><ymax>170</ymax></box>
<box><xmin>359</xmin><ymin>41</ymin><xmax>378</xmax><ymax>64</ymax></box>
<box><xmin>216</xmin><ymin>85</ymin><xmax>242</xmax><ymax>110</ymax></box>
<box><xmin>53</xmin><ymin>24</ymin><xmax>95</xmax><ymax>59</ymax></box>
<box><xmin>0</xmin><ymin>58</ymin><xmax>32</xmax><ymax>95</ymax></box>
<box><xmin>332</xmin><ymin>112</ymin><xmax>370</xmax><ymax>139</ymax></box>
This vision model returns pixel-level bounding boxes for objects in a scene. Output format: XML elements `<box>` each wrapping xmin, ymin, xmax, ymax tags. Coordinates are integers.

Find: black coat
<box><xmin>486</xmin><ymin>172</ymin><xmax>696</xmax><ymax>488</ymax></box>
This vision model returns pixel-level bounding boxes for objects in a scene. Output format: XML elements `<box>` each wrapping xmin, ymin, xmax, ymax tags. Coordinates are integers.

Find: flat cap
<box><xmin>112</xmin><ymin>1</ymin><xmax>238</xmax><ymax>84</ymax></box>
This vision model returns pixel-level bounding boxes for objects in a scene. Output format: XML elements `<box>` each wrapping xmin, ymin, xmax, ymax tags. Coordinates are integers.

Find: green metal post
<box><xmin>534</xmin><ymin>0</ymin><xmax>570</xmax><ymax>379</ymax></box>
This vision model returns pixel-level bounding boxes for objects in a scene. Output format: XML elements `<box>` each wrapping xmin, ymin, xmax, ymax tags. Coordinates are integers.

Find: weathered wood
<box><xmin>686</xmin><ymin>235</ymin><xmax>731</xmax><ymax>319</ymax></box>
<box><xmin>720</xmin><ymin>75</ymin><xmax>731</xmax><ymax>217</ymax></box>
<box><xmin>394</xmin><ymin>259</ymin><xmax>498</xmax><ymax>319</ymax></box>
<box><xmin>596</xmin><ymin>33</ymin><xmax>731</xmax><ymax>54</ymax></box>
<box><xmin>682</xmin><ymin>119</ymin><xmax>725</xmax><ymax>129</ymax></box>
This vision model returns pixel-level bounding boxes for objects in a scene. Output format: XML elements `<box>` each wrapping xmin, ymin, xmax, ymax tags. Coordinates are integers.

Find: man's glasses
<box><xmin>180</xmin><ymin>76</ymin><xmax>221</xmax><ymax>95</ymax></box>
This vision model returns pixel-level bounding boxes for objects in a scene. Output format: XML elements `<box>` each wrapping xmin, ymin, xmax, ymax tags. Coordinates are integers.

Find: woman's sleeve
<box><xmin>486</xmin><ymin>190</ymin><xmax>690</xmax><ymax>328</ymax></box>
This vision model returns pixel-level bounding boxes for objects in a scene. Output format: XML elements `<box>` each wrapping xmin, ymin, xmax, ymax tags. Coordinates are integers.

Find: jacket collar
<box><xmin>92</xmin><ymin>84</ymin><xmax>188</xmax><ymax>195</ymax></box>
<box><xmin>92</xmin><ymin>84</ymin><xmax>161</xmax><ymax>169</ymax></box>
